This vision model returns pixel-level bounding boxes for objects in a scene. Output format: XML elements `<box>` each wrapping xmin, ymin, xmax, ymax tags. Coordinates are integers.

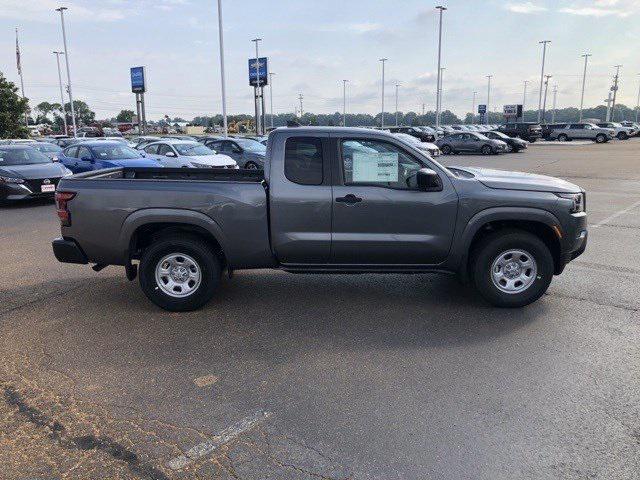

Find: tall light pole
<box><xmin>53</xmin><ymin>51</ymin><xmax>68</xmax><ymax>135</ymax></box>
<box><xmin>216</xmin><ymin>0</ymin><xmax>228</xmax><ymax>137</ymax></box>
<box><xmin>522</xmin><ymin>80</ymin><xmax>529</xmax><ymax>121</ymax></box>
<box><xmin>395</xmin><ymin>83</ymin><xmax>401</xmax><ymax>126</ymax></box>
<box><xmin>486</xmin><ymin>75</ymin><xmax>492</xmax><ymax>125</ymax></box>
<box><xmin>551</xmin><ymin>83</ymin><xmax>558</xmax><ymax>123</ymax></box>
<box><xmin>537</xmin><ymin>40</ymin><xmax>551</xmax><ymax>122</ymax></box>
<box><xmin>471</xmin><ymin>91</ymin><xmax>477</xmax><ymax>124</ymax></box>
<box><xmin>269</xmin><ymin>72</ymin><xmax>276</xmax><ymax>129</ymax></box>
<box><xmin>541</xmin><ymin>74</ymin><xmax>552</xmax><ymax>122</ymax></box>
<box><xmin>438</xmin><ymin>67</ymin><xmax>445</xmax><ymax>125</ymax></box>
<box><xmin>251</xmin><ymin>38</ymin><xmax>262</xmax><ymax>135</ymax></box>
<box><xmin>379</xmin><ymin>58</ymin><xmax>387</xmax><ymax>127</ymax></box>
<box><xmin>579</xmin><ymin>53</ymin><xmax>591</xmax><ymax>121</ymax></box>
<box><xmin>56</xmin><ymin>7</ymin><xmax>77</xmax><ymax>137</ymax></box>
<box><xmin>342</xmin><ymin>79</ymin><xmax>348</xmax><ymax>126</ymax></box>
<box><xmin>635</xmin><ymin>73</ymin><xmax>640</xmax><ymax>123</ymax></box>
<box><xmin>435</xmin><ymin>6</ymin><xmax>447</xmax><ymax>128</ymax></box>
<box><xmin>298</xmin><ymin>93</ymin><xmax>304</xmax><ymax>118</ymax></box>
<box><xmin>611</xmin><ymin>64</ymin><xmax>622</xmax><ymax>121</ymax></box>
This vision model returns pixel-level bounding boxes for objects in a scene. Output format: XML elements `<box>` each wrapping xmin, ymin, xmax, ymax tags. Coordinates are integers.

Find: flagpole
<box><xmin>15</xmin><ymin>28</ymin><xmax>28</xmax><ymax>127</ymax></box>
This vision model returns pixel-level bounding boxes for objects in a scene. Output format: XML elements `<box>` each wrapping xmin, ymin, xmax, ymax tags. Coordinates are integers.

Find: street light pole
<box><xmin>471</xmin><ymin>91</ymin><xmax>477</xmax><ymax>124</ymax></box>
<box><xmin>537</xmin><ymin>40</ymin><xmax>551</xmax><ymax>123</ymax></box>
<box><xmin>53</xmin><ymin>51</ymin><xmax>68</xmax><ymax>135</ymax></box>
<box><xmin>342</xmin><ymin>79</ymin><xmax>348</xmax><ymax>126</ymax></box>
<box><xmin>541</xmin><ymin>74</ymin><xmax>552</xmax><ymax>122</ymax></box>
<box><xmin>56</xmin><ymin>7</ymin><xmax>77</xmax><ymax>137</ymax></box>
<box><xmin>611</xmin><ymin>64</ymin><xmax>622</xmax><ymax>121</ymax></box>
<box><xmin>379</xmin><ymin>58</ymin><xmax>387</xmax><ymax>128</ymax></box>
<box><xmin>251</xmin><ymin>38</ymin><xmax>262</xmax><ymax>135</ymax></box>
<box><xmin>438</xmin><ymin>67</ymin><xmax>445</xmax><ymax>125</ymax></box>
<box><xmin>395</xmin><ymin>83</ymin><xmax>401</xmax><ymax>126</ymax></box>
<box><xmin>522</xmin><ymin>80</ymin><xmax>528</xmax><ymax>121</ymax></box>
<box><xmin>486</xmin><ymin>75</ymin><xmax>492</xmax><ymax>125</ymax></box>
<box><xmin>635</xmin><ymin>73</ymin><xmax>640</xmax><ymax>123</ymax></box>
<box><xmin>551</xmin><ymin>84</ymin><xmax>558</xmax><ymax>123</ymax></box>
<box><xmin>435</xmin><ymin>6</ymin><xmax>447</xmax><ymax>128</ymax></box>
<box><xmin>579</xmin><ymin>53</ymin><xmax>591</xmax><ymax>121</ymax></box>
<box><xmin>269</xmin><ymin>72</ymin><xmax>276</xmax><ymax>129</ymax></box>
<box><xmin>216</xmin><ymin>0</ymin><xmax>228</xmax><ymax>137</ymax></box>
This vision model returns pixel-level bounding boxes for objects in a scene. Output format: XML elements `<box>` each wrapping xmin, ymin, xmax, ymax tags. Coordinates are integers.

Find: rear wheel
<box><xmin>441</xmin><ymin>144</ymin><xmax>453</xmax><ymax>155</ymax></box>
<box><xmin>245</xmin><ymin>161</ymin><xmax>259</xmax><ymax>170</ymax></box>
<box><xmin>471</xmin><ymin>230</ymin><xmax>554</xmax><ymax>308</ymax></box>
<box><xmin>139</xmin><ymin>234</ymin><xmax>221</xmax><ymax>311</ymax></box>
<box><xmin>528</xmin><ymin>138</ymin><xmax>537</xmax><ymax>143</ymax></box>
<box><xmin>481</xmin><ymin>145</ymin><xmax>493</xmax><ymax>155</ymax></box>
<box><xmin>595</xmin><ymin>134</ymin><xmax>607</xmax><ymax>144</ymax></box>
<box><xmin>616</xmin><ymin>131</ymin><xmax>628</xmax><ymax>140</ymax></box>
<box><xmin>557</xmin><ymin>133</ymin><xmax>569</xmax><ymax>142</ymax></box>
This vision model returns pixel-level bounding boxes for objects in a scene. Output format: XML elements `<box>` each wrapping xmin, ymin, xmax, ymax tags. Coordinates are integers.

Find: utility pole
<box><xmin>605</xmin><ymin>91</ymin><xmax>613</xmax><ymax>121</ymax></box>
<box><xmin>251</xmin><ymin>38</ymin><xmax>262</xmax><ymax>135</ymax></box>
<box><xmin>15</xmin><ymin>28</ymin><xmax>28</xmax><ymax>127</ymax></box>
<box><xmin>471</xmin><ymin>91</ymin><xmax>477</xmax><ymax>124</ymax></box>
<box><xmin>486</xmin><ymin>75</ymin><xmax>492</xmax><ymax>125</ymax></box>
<box><xmin>269</xmin><ymin>72</ymin><xmax>276</xmax><ymax>129</ymax></box>
<box><xmin>53</xmin><ymin>51</ymin><xmax>68</xmax><ymax>135</ymax></box>
<box><xmin>522</xmin><ymin>80</ymin><xmax>529</xmax><ymax>121</ymax></box>
<box><xmin>342</xmin><ymin>79</ymin><xmax>348</xmax><ymax>126</ymax></box>
<box><xmin>379</xmin><ymin>58</ymin><xmax>387</xmax><ymax>127</ymax></box>
<box><xmin>537</xmin><ymin>40</ymin><xmax>551</xmax><ymax>123</ymax></box>
<box><xmin>551</xmin><ymin>84</ymin><xmax>558</xmax><ymax>123</ymax></box>
<box><xmin>435</xmin><ymin>6</ymin><xmax>447</xmax><ymax>128</ymax></box>
<box><xmin>56</xmin><ymin>7</ymin><xmax>77</xmax><ymax>137</ymax></box>
<box><xmin>611</xmin><ymin>65</ymin><xmax>622</xmax><ymax>121</ymax></box>
<box><xmin>421</xmin><ymin>103</ymin><xmax>425</xmax><ymax>116</ymax></box>
<box><xmin>395</xmin><ymin>83</ymin><xmax>401</xmax><ymax>126</ymax></box>
<box><xmin>438</xmin><ymin>67</ymin><xmax>445</xmax><ymax>125</ymax></box>
<box><xmin>579</xmin><ymin>53</ymin><xmax>591</xmax><ymax>121</ymax></box>
<box><xmin>298</xmin><ymin>93</ymin><xmax>304</xmax><ymax>119</ymax></box>
<box><xmin>216</xmin><ymin>0</ymin><xmax>228</xmax><ymax>137</ymax></box>
<box><xmin>635</xmin><ymin>73</ymin><xmax>640</xmax><ymax>123</ymax></box>
<box><xmin>541</xmin><ymin>74</ymin><xmax>552</xmax><ymax>122</ymax></box>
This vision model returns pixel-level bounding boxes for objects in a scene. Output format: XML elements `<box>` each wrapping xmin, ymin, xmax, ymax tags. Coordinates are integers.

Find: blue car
<box><xmin>59</xmin><ymin>140</ymin><xmax>161</xmax><ymax>173</ymax></box>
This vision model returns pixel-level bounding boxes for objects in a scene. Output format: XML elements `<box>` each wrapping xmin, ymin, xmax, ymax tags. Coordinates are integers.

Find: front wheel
<box><xmin>557</xmin><ymin>134</ymin><xmax>569</xmax><ymax>142</ymax></box>
<box><xmin>440</xmin><ymin>144</ymin><xmax>453</xmax><ymax>155</ymax></box>
<box><xmin>481</xmin><ymin>145</ymin><xmax>493</xmax><ymax>155</ymax></box>
<box><xmin>245</xmin><ymin>161</ymin><xmax>259</xmax><ymax>170</ymax></box>
<box><xmin>616</xmin><ymin>132</ymin><xmax>628</xmax><ymax>140</ymax></box>
<box><xmin>595</xmin><ymin>134</ymin><xmax>607</xmax><ymax>144</ymax></box>
<box><xmin>471</xmin><ymin>230</ymin><xmax>554</xmax><ymax>308</ymax></box>
<box><xmin>139</xmin><ymin>234</ymin><xmax>221</xmax><ymax>311</ymax></box>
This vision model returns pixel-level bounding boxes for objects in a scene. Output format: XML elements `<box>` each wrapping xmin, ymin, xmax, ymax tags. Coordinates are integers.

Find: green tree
<box><xmin>63</xmin><ymin>100</ymin><xmax>95</xmax><ymax>126</ymax></box>
<box><xmin>0</xmin><ymin>72</ymin><xmax>29</xmax><ymax>138</ymax></box>
<box><xmin>116</xmin><ymin>109</ymin><xmax>135</xmax><ymax>122</ymax></box>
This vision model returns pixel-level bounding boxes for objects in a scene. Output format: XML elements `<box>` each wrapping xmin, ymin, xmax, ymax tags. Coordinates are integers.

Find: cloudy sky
<box><xmin>1</xmin><ymin>0</ymin><xmax>639</xmax><ymax>120</ymax></box>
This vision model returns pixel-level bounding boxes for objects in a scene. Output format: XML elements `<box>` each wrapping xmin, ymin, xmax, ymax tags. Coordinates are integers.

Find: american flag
<box><xmin>15</xmin><ymin>28</ymin><xmax>22</xmax><ymax>75</ymax></box>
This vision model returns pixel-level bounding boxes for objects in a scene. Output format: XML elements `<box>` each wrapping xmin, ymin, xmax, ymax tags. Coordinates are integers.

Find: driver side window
<box><xmin>77</xmin><ymin>146</ymin><xmax>92</xmax><ymax>160</ymax></box>
<box><xmin>341</xmin><ymin>139</ymin><xmax>425</xmax><ymax>190</ymax></box>
<box><xmin>158</xmin><ymin>144</ymin><xmax>173</xmax><ymax>155</ymax></box>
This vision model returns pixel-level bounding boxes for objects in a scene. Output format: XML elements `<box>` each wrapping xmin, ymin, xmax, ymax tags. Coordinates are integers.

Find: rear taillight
<box><xmin>55</xmin><ymin>191</ymin><xmax>76</xmax><ymax>226</ymax></box>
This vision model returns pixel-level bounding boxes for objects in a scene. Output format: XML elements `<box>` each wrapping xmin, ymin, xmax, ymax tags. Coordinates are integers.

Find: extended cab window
<box><xmin>341</xmin><ymin>139</ymin><xmax>425</xmax><ymax>190</ymax></box>
<box><xmin>284</xmin><ymin>137</ymin><xmax>323</xmax><ymax>185</ymax></box>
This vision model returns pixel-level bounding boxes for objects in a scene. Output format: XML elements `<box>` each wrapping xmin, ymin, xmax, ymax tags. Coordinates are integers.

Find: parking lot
<box><xmin>1</xmin><ymin>139</ymin><xmax>639</xmax><ymax>479</ymax></box>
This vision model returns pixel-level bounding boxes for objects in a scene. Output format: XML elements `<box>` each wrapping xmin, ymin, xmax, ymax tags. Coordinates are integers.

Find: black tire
<box><xmin>481</xmin><ymin>145</ymin><xmax>493</xmax><ymax>155</ymax></box>
<box><xmin>245</xmin><ymin>161</ymin><xmax>259</xmax><ymax>170</ymax></box>
<box><xmin>440</xmin><ymin>144</ymin><xmax>453</xmax><ymax>155</ymax></box>
<box><xmin>528</xmin><ymin>138</ymin><xmax>537</xmax><ymax>143</ymax></box>
<box><xmin>139</xmin><ymin>234</ymin><xmax>221</xmax><ymax>311</ymax></box>
<box><xmin>471</xmin><ymin>229</ymin><xmax>554</xmax><ymax>308</ymax></box>
<box><xmin>595</xmin><ymin>134</ymin><xmax>607</xmax><ymax>144</ymax></box>
<box><xmin>616</xmin><ymin>132</ymin><xmax>628</xmax><ymax>140</ymax></box>
<box><xmin>557</xmin><ymin>134</ymin><xmax>568</xmax><ymax>142</ymax></box>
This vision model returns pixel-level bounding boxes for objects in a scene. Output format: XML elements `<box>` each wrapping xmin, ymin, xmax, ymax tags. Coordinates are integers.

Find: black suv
<box><xmin>386</xmin><ymin>126</ymin><xmax>436</xmax><ymax>143</ymax></box>
<box><xmin>498</xmin><ymin>122</ymin><xmax>543</xmax><ymax>143</ymax></box>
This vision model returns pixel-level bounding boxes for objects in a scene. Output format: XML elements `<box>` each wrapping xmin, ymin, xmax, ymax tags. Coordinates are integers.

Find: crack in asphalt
<box><xmin>0</xmin><ymin>280</ymin><xmax>86</xmax><ymax>317</ymax></box>
<box><xmin>546</xmin><ymin>291</ymin><xmax>639</xmax><ymax>312</ymax></box>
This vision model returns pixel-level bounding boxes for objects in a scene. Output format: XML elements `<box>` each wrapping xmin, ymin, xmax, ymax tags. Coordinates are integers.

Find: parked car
<box><xmin>548</xmin><ymin>123</ymin><xmax>614</xmax><ymax>143</ymax></box>
<box><xmin>540</xmin><ymin>123</ymin><xmax>567</xmax><ymax>140</ymax></box>
<box><xmin>59</xmin><ymin>141</ymin><xmax>161</xmax><ymax>173</ymax></box>
<box><xmin>498</xmin><ymin>122</ymin><xmax>543</xmax><ymax>143</ymax></box>
<box><xmin>54</xmin><ymin>137</ymin><xmax>87</xmax><ymax>148</ymax></box>
<box><xmin>31</xmin><ymin>142</ymin><xmax>63</xmax><ymax>161</ymax></box>
<box><xmin>596</xmin><ymin>122</ymin><xmax>636</xmax><ymax>140</ymax></box>
<box><xmin>392</xmin><ymin>133</ymin><xmax>441</xmax><ymax>157</ymax></box>
<box><xmin>386</xmin><ymin>126</ymin><xmax>436</xmax><ymax>143</ymax></box>
<box><xmin>142</xmin><ymin>140</ymin><xmax>237</xmax><ymax>169</ymax></box>
<box><xmin>436</xmin><ymin>131</ymin><xmax>508</xmax><ymax>155</ymax></box>
<box><xmin>620</xmin><ymin>121</ymin><xmax>640</xmax><ymax>135</ymax></box>
<box><xmin>203</xmin><ymin>137</ymin><xmax>266</xmax><ymax>169</ymax></box>
<box><xmin>0</xmin><ymin>145</ymin><xmax>72</xmax><ymax>203</ymax></box>
<box><xmin>52</xmin><ymin>127</ymin><xmax>587</xmax><ymax>312</ymax></box>
<box><xmin>482</xmin><ymin>131</ymin><xmax>528</xmax><ymax>152</ymax></box>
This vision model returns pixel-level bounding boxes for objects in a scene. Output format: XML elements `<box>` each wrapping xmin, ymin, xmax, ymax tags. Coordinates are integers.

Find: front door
<box><xmin>331</xmin><ymin>137</ymin><xmax>458</xmax><ymax>265</ymax></box>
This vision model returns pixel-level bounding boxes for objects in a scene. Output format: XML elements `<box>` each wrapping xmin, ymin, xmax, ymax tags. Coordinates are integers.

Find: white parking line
<box><xmin>167</xmin><ymin>410</ymin><xmax>271</xmax><ymax>470</ymax></box>
<box><xmin>591</xmin><ymin>199</ymin><xmax>640</xmax><ymax>228</ymax></box>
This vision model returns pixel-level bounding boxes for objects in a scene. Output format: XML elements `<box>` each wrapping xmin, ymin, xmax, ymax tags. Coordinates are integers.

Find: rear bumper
<box><xmin>52</xmin><ymin>237</ymin><xmax>88</xmax><ymax>264</ymax></box>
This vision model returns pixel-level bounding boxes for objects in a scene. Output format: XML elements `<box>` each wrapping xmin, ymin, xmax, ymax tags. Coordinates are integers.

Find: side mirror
<box><xmin>139</xmin><ymin>151</ymin><xmax>146</xmax><ymax>157</ymax></box>
<box><xmin>416</xmin><ymin>168</ymin><xmax>443</xmax><ymax>192</ymax></box>
<box><xmin>165</xmin><ymin>151</ymin><xmax>177</xmax><ymax>157</ymax></box>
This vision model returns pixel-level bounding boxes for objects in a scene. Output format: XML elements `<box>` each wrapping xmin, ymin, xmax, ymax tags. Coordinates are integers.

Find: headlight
<box><xmin>556</xmin><ymin>193</ymin><xmax>585</xmax><ymax>213</ymax></box>
<box><xmin>0</xmin><ymin>176</ymin><xmax>24</xmax><ymax>184</ymax></box>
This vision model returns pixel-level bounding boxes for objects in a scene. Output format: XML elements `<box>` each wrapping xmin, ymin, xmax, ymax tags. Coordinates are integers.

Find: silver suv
<box><xmin>549</xmin><ymin>123</ymin><xmax>615</xmax><ymax>143</ymax></box>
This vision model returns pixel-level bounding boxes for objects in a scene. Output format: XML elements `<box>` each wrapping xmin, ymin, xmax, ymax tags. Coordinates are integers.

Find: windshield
<box><xmin>33</xmin><ymin>143</ymin><xmax>63</xmax><ymax>153</ymax></box>
<box><xmin>235</xmin><ymin>138</ymin><xmax>267</xmax><ymax>153</ymax></box>
<box><xmin>491</xmin><ymin>131</ymin><xmax>508</xmax><ymax>139</ymax></box>
<box><xmin>474</xmin><ymin>133</ymin><xmax>490</xmax><ymax>140</ymax></box>
<box><xmin>91</xmin><ymin>144</ymin><xmax>141</xmax><ymax>160</ymax></box>
<box><xmin>174</xmin><ymin>143</ymin><xmax>215</xmax><ymax>156</ymax></box>
<box><xmin>0</xmin><ymin>148</ymin><xmax>52</xmax><ymax>165</ymax></box>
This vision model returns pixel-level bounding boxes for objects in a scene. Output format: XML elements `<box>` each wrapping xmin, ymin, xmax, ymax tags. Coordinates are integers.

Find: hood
<box><xmin>183</xmin><ymin>153</ymin><xmax>237</xmax><ymax>167</ymax></box>
<box><xmin>0</xmin><ymin>162</ymin><xmax>69</xmax><ymax>180</ymax></box>
<box><xmin>450</xmin><ymin>166</ymin><xmax>581</xmax><ymax>193</ymax></box>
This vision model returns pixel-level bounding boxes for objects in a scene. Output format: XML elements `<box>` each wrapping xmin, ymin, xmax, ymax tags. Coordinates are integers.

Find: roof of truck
<box><xmin>273</xmin><ymin>126</ymin><xmax>393</xmax><ymax>136</ymax></box>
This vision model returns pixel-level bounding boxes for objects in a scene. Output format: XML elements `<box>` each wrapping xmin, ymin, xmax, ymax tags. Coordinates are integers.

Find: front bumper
<box><xmin>52</xmin><ymin>237</ymin><xmax>88</xmax><ymax>264</ymax></box>
<box><xmin>1</xmin><ymin>182</ymin><xmax>56</xmax><ymax>201</ymax></box>
<box><xmin>557</xmin><ymin>212</ymin><xmax>588</xmax><ymax>274</ymax></box>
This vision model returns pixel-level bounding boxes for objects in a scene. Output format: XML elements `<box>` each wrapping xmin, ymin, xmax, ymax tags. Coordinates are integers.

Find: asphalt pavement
<box><xmin>1</xmin><ymin>139</ymin><xmax>639</xmax><ymax>480</ymax></box>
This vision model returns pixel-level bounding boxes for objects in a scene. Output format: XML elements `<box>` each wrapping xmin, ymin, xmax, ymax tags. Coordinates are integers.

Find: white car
<box><xmin>596</xmin><ymin>122</ymin><xmax>636</xmax><ymax>140</ymax></box>
<box><xmin>143</xmin><ymin>140</ymin><xmax>238</xmax><ymax>168</ymax></box>
<box><xmin>392</xmin><ymin>133</ymin><xmax>442</xmax><ymax>157</ymax></box>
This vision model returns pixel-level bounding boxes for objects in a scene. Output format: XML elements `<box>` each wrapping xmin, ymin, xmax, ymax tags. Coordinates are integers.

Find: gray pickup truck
<box><xmin>52</xmin><ymin>127</ymin><xmax>587</xmax><ymax>311</ymax></box>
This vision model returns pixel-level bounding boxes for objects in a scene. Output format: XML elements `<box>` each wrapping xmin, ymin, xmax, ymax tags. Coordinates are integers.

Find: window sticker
<box><xmin>352</xmin><ymin>152</ymin><xmax>398</xmax><ymax>182</ymax></box>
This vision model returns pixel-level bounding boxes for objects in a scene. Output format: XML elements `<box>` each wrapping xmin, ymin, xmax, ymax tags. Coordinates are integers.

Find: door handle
<box><xmin>336</xmin><ymin>194</ymin><xmax>362</xmax><ymax>204</ymax></box>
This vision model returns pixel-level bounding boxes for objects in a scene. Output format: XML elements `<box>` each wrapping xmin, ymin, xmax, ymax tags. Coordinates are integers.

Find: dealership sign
<box><xmin>130</xmin><ymin>66</ymin><xmax>146</xmax><ymax>93</ymax></box>
<box><xmin>478</xmin><ymin>104</ymin><xmax>487</xmax><ymax>114</ymax></box>
<box><xmin>503</xmin><ymin>104</ymin><xmax>523</xmax><ymax>118</ymax></box>
<box><xmin>248</xmin><ymin>57</ymin><xmax>269</xmax><ymax>87</ymax></box>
